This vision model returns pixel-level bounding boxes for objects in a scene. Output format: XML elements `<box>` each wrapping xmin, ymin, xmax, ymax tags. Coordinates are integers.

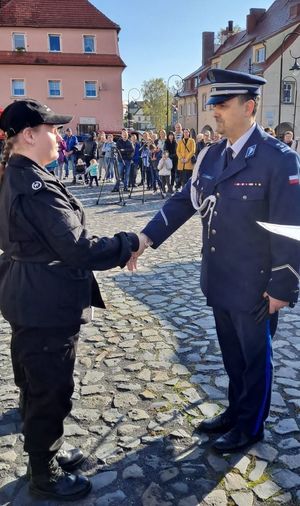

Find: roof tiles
<box><xmin>0</xmin><ymin>0</ymin><xmax>120</xmax><ymax>30</ymax></box>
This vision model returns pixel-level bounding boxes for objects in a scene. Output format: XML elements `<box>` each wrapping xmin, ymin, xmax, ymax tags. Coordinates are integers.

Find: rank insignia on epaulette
<box><xmin>275</xmin><ymin>142</ymin><xmax>289</xmax><ymax>153</ymax></box>
<box><xmin>245</xmin><ymin>145</ymin><xmax>257</xmax><ymax>158</ymax></box>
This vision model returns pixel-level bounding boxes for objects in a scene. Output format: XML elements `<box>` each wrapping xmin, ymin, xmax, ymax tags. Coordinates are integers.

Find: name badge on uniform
<box><xmin>245</xmin><ymin>145</ymin><xmax>257</xmax><ymax>159</ymax></box>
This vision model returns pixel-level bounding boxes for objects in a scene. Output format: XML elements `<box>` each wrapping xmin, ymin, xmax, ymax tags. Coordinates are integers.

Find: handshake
<box><xmin>127</xmin><ymin>232</ymin><xmax>153</xmax><ymax>271</ymax></box>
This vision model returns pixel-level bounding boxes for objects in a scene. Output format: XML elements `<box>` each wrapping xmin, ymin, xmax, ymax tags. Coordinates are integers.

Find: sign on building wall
<box><xmin>79</xmin><ymin>117</ymin><xmax>96</xmax><ymax>124</ymax></box>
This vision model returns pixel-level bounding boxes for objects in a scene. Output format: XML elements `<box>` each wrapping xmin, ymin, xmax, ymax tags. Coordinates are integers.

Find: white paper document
<box><xmin>257</xmin><ymin>222</ymin><xmax>300</xmax><ymax>242</ymax></box>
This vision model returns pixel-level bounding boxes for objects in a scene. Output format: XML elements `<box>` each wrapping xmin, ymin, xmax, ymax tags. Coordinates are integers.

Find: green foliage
<box><xmin>141</xmin><ymin>78</ymin><xmax>171</xmax><ymax>131</ymax></box>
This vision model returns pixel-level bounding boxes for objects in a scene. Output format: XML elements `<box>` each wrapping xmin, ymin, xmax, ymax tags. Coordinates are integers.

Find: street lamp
<box><xmin>290</xmin><ymin>56</ymin><xmax>300</xmax><ymax>74</ymax></box>
<box><xmin>127</xmin><ymin>88</ymin><xmax>140</xmax><ymax>129</ymax></box>
<box><xmin>278</xmin><ymin>31</ymin><xmax>300</xmax><ymax>134</ymax></box>
<box><xmin>166</xmin><ymin>74</ymin><xmax>183</xmax><ymax>131</ymax></box>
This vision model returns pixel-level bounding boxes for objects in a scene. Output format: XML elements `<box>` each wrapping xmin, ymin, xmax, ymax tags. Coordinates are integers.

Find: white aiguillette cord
<box><xmin>190</xmin><ymin>146</ymin><xmax>216</xmax><ymax>238</ymax></box>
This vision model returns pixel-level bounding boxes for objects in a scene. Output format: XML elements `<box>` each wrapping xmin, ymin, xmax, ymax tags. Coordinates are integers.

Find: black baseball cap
<box><xmin>0</xmin><ymin>99</ymin><xmax>73</xmax><ymax>138</ymax></box>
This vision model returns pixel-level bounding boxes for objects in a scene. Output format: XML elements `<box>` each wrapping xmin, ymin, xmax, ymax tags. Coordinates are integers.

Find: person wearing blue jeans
<box><xmin>112</xmin><ymin>129</ymin><xmax>134</xmax><ymax>192</ymax></box>
<box><xmin>64</xmin><ymin>128</ymin><xmax>78</xmax><ymax>183</ymax></box>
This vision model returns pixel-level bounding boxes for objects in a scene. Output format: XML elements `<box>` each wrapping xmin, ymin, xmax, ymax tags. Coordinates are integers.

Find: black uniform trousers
<box><xmin>212</xmin><ymin>308</ymin><xmax>278</xmax><ymax>436</ymax></box>
<box><xmin>10</xmin><ymin>324</ymin><xmax>80</xmax><ymax>456</ymax></box>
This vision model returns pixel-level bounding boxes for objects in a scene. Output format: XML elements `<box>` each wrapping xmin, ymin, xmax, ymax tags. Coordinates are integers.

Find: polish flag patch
<box><xmin>289</xmin><ymin>174</ymin><xmax>300</xmax><ymax>185</ymax></box>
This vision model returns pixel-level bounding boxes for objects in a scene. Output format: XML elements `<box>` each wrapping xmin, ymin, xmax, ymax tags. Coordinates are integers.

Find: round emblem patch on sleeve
<box><xmin>32</xmin><ymin>181</ymin><xmax>42</xmax><ymax>190</ymax></box>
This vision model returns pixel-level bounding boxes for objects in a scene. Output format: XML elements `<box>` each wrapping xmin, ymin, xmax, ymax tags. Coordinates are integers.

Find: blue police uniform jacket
<box><xmin>142</xmin><ymin>125</ymin><xmax>300</xmax><ymax>311</ymax></box>
<box><xmin>0</xmin><ymin>154</ymin><xmax>139</xmax><ymax>327</ymax></box>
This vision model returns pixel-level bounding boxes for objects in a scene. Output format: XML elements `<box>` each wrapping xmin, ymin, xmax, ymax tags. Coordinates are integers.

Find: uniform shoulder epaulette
<box><xmin>21</xmin><ymin>168</ymin><xmax>47</xmax><ymax>195</ymax></box>
<box><xmin>264</xmin><ymin>136</ymin><xmax>291</xmax><ymax>154</ymax></box>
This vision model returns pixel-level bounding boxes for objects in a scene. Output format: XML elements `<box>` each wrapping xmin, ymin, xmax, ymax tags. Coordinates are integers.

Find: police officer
<box><xmin>130</xmin><ymin>69</ymin><xmax>300</xmax><ymax>452</ymax></box>
<box><xmin>0</xmin><ymin>99</ymin><xmax>140</xmax><ymax>501</ymax></box>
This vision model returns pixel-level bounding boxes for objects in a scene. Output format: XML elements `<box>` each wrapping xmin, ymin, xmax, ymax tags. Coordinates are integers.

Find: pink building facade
<box><xmin>0</xmin><ymin>0</ymin><xmax>125</xmax><ymax>133</ymax></box>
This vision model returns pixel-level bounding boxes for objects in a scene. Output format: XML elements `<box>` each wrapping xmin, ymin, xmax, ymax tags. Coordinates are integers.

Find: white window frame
<box><xmin>48</xmin><ymin>33</ymin><xmax>62</xmax><ymax>52</ymax></box>
<box><xmin>12</xmin><ymin>32</ymin><xmax>26</xmax><ymax>51</ymax></box>
<box><xmin>282</xmin><ymin>80</ymin><xmax>295</xmax><ymax>104</ymax></box>
<box><xmin>211</xmin><ymin>59</ymin><xmax>220</xmax><ymax>69</ymax></box>
<box><xmin>202</xmin><ymin>93</ymin><xmax>207</xmax><ymax>111</ymax></box>
<box><xmin>83</xmin><ymin>34</ymin><xmax>96</xmax><ymax>53</ymax></box>
<box><xmin>48</xmin><ymin>79</ymin><xmax>62</xmax><ymax>98</ymax></box>
<box><xmin>84</xmin><ymin>80</ymin><xmax>98</xmax><ymax>98</ymax></box>
<box><xmin>11</xmin><ymin>78</ymin><xmax>26</xmax><ymax>97</ymax></box>
<box><xmin>253</xmin><ymin>44</ymin><xmax>266</xmax><ymax>63</ymax></box>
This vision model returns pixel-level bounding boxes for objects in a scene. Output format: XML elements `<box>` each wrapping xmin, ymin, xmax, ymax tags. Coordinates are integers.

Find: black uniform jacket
<box><xmin>142</xmin><ymin>126</ymin><xmax>300</xmax><ymax>311</ymax></box>
<box><xmin>0</xmin><ymin>155</ymin><xmax>139</xmax><ymax>327</ymax></box>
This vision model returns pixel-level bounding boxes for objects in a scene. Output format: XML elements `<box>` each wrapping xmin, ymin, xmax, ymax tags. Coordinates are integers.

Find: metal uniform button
<box><xmin>216</xmin><ymin>192</ymin><xmax>220</xmax><ymax>198</ymax></box>
<box><xmin>210</xmin><ymin>246</ymin><xmax>216</xmax><ymax>252</ymax></box>
<box><xmin>43</xmin><ymin>346</ymin><xmax>48</xmax><ymax>351</ymax></box>
<box><xmin>260</xmin><ymin>269</ymin><xmax>264</xmax><ymax>274</ymax></box>
<box><xmin>213</xmin><ymin>211</ymin><xmax>218</xmax><ymax>216</ymax></box>
<box><xmin>211</xmin><ymin>229</ymin><xmax>216</xmax><ymax>235</ymax></box>
<box><xmin>242</xmin><ymin>195</ymin><xmax>248</xmax><ymax>200</ymax></box>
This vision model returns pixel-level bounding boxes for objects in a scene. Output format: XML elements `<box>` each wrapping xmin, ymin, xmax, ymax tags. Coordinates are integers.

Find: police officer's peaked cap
<box><xmin>0</xmin><ymin>99</ymin><xmax>73</xmax><ymax>138</ymax></box>
<box><xmin>206</xmin><ymin>69</ymin><xmax>266</xmax><ymax>105</ymax></box>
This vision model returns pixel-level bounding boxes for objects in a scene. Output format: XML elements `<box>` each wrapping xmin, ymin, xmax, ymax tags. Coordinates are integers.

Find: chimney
<box><xmin>202</xmin><ymin>31</ymin><xmax>215</xmax><ymax>66</ymax></box>
<box><xmin>247</xmin><ymin>8</ymin><xmax>266</xmax><ymax>33</ymax></box>
<box><xmin>228</xmin><ymin>20</ymin><xmax>234</xmax><ymax>33</ymax></box>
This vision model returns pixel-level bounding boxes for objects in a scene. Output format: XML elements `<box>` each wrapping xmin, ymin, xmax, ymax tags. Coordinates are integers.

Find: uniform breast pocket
<box><xmin>199</xmin><ymin>175</ymin><xmax>216</xmax><ymax>196</ymax></box>
<box><xmin>227</xmin><ymin>187</ymin><xmax>265</xmax><ymax>201</ymax></box>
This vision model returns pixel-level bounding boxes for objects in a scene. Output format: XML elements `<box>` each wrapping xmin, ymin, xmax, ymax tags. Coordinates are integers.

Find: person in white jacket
<box><xmin>158</xmin><ymin>150</ymin><xmax>173</xmax><ymax>194</ymax></box>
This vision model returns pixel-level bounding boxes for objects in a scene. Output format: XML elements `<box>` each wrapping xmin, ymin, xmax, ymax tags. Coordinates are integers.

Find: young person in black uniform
<box><xmin>130</xmin><ymin>69</ymin><xmax>300</xmax><ymax>453</ymax></box>
<box><xmin>0</xmin><ymin>100</ymin><xmax>140</xmax><ymax>501</ymax></box>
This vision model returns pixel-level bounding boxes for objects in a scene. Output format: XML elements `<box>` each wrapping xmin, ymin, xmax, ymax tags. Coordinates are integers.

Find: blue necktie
<box><xmin>224</xmin><ymin>147</ymin><xmax>233</xmax><ymax>170</ymax></box>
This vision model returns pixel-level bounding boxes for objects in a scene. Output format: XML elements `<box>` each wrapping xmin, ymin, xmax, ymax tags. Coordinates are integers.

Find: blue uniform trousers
<box><xmin>213</xmin><ymin>308</ymin><xmax>278</xmax><ymax>436</ymax></box>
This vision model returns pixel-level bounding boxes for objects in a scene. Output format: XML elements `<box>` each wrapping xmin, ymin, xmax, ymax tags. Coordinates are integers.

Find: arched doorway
<box><xmin>201</xmin><ymin>124</ymin><xmax>214</xmax><ymax>135</ymax></box>
<box><xmin>275</xmin><ymin>122</ymin><xmax>293</xmax><ymax>139</ymax></box>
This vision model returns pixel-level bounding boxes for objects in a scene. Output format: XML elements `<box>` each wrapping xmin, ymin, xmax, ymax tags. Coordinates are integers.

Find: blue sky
<box><xmin>92</xmin><ymin>0</ymin><xmax>273</xmax><ymax>100</ymax></box>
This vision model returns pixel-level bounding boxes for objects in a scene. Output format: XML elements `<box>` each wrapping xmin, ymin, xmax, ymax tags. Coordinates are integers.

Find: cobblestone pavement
<box><xmin>0</xmin><ymin>182</ymin><xmax>300</xmax><ymax>506</ymax></box>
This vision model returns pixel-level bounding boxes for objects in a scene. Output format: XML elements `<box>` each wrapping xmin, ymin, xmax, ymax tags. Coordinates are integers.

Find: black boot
<box><xmin>29</xmin><ymin>453</ymin><xmax>91</xmax><ymax>502</ymax></box>
<box><xmin>26</xmin><ymin>448</ymin><xmax>85</xmax><ymax>479</ymax></box>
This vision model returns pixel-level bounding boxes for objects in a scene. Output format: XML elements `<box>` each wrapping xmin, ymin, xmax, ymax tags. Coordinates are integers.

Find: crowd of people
<box><xmin>47</xmin><ymin>123</ymin><xmax>300</xmax><ymax>197</ymax></box>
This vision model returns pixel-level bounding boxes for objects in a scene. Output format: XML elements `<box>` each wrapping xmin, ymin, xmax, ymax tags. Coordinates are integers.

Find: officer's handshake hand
<box><xmin>263</xmin><ymin>292</ymin><xmax>289</xmax><ymax>314</ymax></box>
<box><xmin>127</xmin><ymin>233</ymin><xmax>153</xmax><ymax>271</ymax></box>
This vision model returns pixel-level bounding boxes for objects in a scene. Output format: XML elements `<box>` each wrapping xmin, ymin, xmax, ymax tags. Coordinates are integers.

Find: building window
<box><xmin>13</xmin><ymin>33</ymin><xmax>25</xmax><ymax>50</ymax></box>
<box><xmin>282</xmin><ymin>81</ymin><xmax>295</xmax><ymax>104</ymax></box>
<box><xmin>192</xmin><ymin>102</ymin><xmax>197</xmax><ymax>115</ymax></box>
<box><xmin>48</xmin><ymin>80</ymin><xmax>62</xmax><ymax>97</ymax></box>
<box><xmin>202</xmin><ymin>93</ymin><xmax>207</xmax><ymax>111</ymax></box>
<box><xmin>179</xmin><ymin>105</ymin><xmax>183</xmax><ymax>116</ymax></box>
<box><xmin>212</xmin><ymin>60</ymin><xmax>220</xmax><ymax>69</ymax></box>
<box><xmin>12</xmin><ymin>79</ymin><xmax>25</xmax><ymax>96</ymax></box>
<box><xmin>48</xmin><ymin>34</ymin><xmax>61</xmax><ymax>52</ymax></box>
<box><xmin>254</xmin><ymin>46</ymin><xmax>266</xmax><ymax>63</ymax></box>
<box><xmin>84</xmin><ymin>81</ymin><xmax>97</xmax><ymax>98</ymax></box>
<box><xmin>83</xmin><ymin>35</ymin><xmax>95</xmax><ymax>53</ymax></box>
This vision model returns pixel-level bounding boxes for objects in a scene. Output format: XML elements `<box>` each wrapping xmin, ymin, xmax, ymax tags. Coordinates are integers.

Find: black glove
<box><xmin>251</xmin><ymin>296</ymin><xmax>270</xmax><ymax>324</ymax></box>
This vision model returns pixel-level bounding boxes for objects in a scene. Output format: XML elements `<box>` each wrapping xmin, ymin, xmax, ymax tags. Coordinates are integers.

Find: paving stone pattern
<box><xmin>0</xmin><ymin>184</ymin><xmax>300</xmax><ymax>505</ymax></box>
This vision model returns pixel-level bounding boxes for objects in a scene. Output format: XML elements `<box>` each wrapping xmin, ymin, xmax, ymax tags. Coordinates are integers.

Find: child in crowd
<box><xmin>75</xmin><ymin>158</ymin><xmax>87</xmax><ymax>185</ymax></box>
<box><xmin>87</xmin><ymin>158</ymin><xmax>99</xmax><ymax>187</ymax></box>
<box><xmin>158</xmin><ymin>150</ymin><xmax>173</xmax><ymax>195</ymax></box>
